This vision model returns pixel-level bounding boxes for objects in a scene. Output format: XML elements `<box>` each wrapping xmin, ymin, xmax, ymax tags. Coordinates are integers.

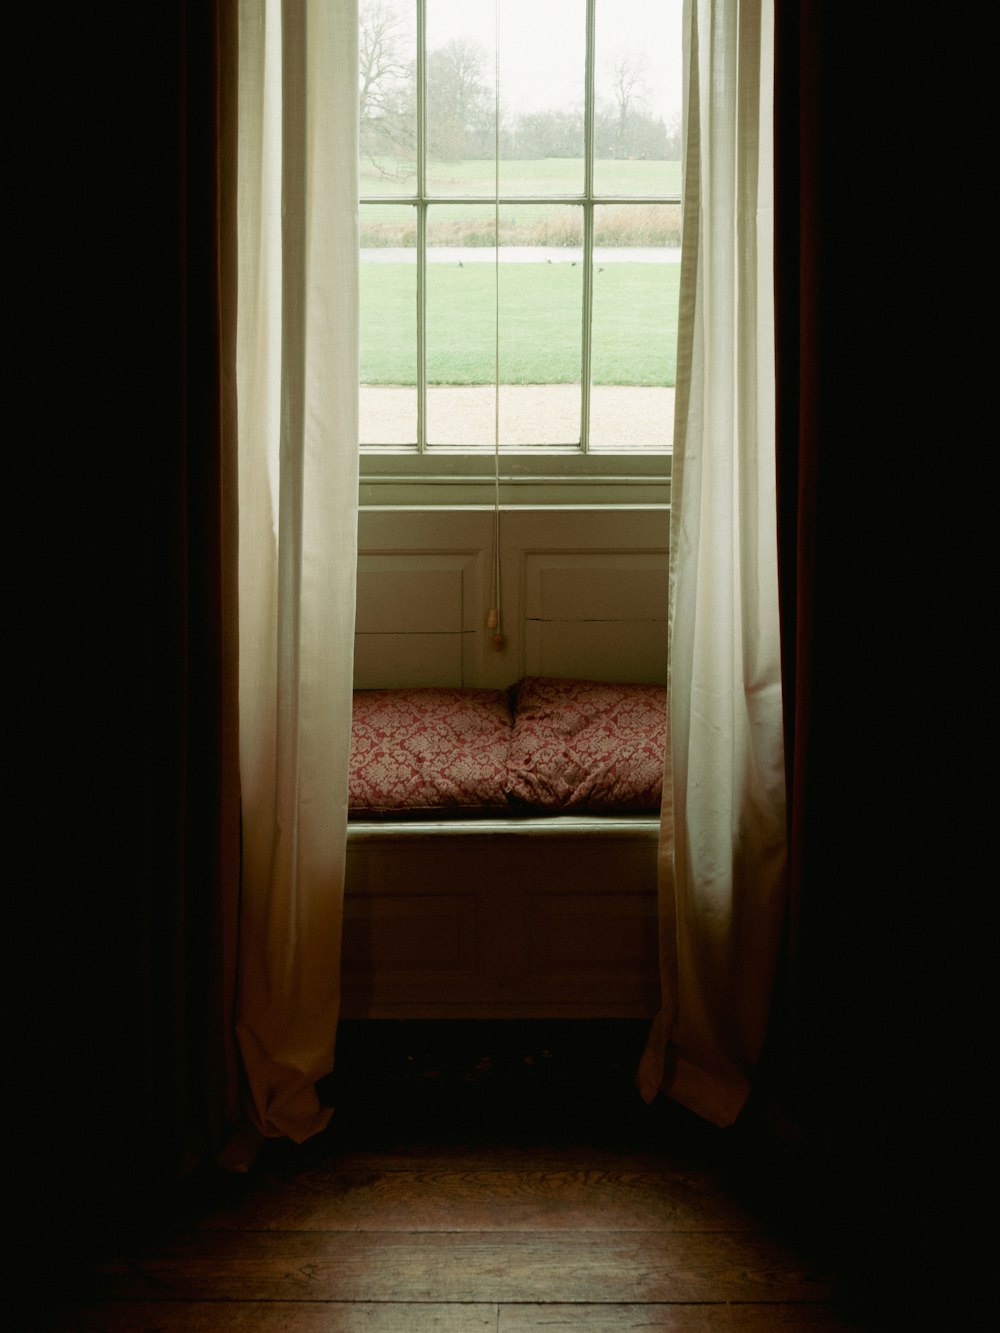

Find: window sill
<box><xmin>359</xmin><ymin>449</ymin><xmax>671</xmax><ymax>508</ymax></box>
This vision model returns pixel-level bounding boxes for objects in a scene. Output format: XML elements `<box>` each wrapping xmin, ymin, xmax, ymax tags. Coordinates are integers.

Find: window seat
<box><xmin>341</xmin><ymin>680</ymin><xmax>665</xmax><ymax>1020</ymax></box>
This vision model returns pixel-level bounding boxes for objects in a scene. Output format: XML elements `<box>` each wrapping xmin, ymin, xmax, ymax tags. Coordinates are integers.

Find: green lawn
<box><xmin>361</xmin><ymin>261</ymin><xmax>680</xmax><ymax>387</ymax></box>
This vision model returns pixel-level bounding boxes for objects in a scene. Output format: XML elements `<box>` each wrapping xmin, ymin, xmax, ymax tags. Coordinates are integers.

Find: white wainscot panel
<box><xmin>354</xmin><ymin>632</ymin><xmax>465</xmax><ymax>687</ymax></box>
<box><xmin>354</xmin><ymin>552</ymin><xmax>482</xmax><ymax>688</ymax></box>
<box><xmin>524</xmin><ymin>619</ymin><xmax>668</xmax><ymax>684</ymax></box>
<box><xmin>522</xmin><ymin>550</ymin><xmax>668</xmax><ymax>685</ymax></box>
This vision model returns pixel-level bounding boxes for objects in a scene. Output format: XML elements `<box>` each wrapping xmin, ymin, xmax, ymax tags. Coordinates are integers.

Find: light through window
<box><xmin>359</xmin><ymin>0</ymin><xmax>681</xmax><ymax>462</ymax></box>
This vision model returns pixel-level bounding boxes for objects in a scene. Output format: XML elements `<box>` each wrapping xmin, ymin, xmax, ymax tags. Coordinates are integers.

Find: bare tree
<box><xmin>359</xmin><ymin>1</ymin><xmax>414</xmax><ymax>170</ymax></box>
<box><xmin>426</xmin><ymin>38</ymin><xmax>494</xmax><ymax>159</ymax></box>
<box><xmin>510</xmin><ymin>109</ymin><xmax>584</xmax><ymax>160</ymax></box>
<box><xmin>605</xmin><ymin>51</ymin><xmax>651</xmax><ymax>159</ymax></box>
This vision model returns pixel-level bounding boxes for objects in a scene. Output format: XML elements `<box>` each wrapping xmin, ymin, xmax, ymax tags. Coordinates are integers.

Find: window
<box><xmin>359</xmin><ymin>0</ymin><xmax>681</xmax><ymax>504</ymax></box>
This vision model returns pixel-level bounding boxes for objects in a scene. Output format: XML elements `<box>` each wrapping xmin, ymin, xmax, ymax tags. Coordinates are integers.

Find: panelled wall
<box><xmin>355</xmin><ymin>507</ymin><xmax>670</xmax><ymax>690</ymax></box>
<box><xmin>341</xmin><ymin>823</ymin><xmax>663</xmax><ymax>1018</ymax></box>
<box><xmin>345</xmin><ymin>506</ymin><xmax>670</xmax><ymax>1019</ymax></box>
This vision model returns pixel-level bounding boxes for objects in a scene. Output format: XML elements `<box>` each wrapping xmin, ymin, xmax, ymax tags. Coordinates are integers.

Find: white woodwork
<box><xmin>346</xmin><ymin>506</ymin><xmax>670</xmax><ymax>1019</ymax></box>
<box><xmin>341</xmin><ymin>818</ymin><xmax>661</xmax><ymax>1019</ymax></box>
<box><xmin>523</xmin><ymin>620</ymin><xmax>668</xmax><ymax>684</ymax></box>
<box><xmin>353</xmin><ymin>632</ymin><xmax>468</xmax><ymax>688</ymax></box>
<box><xmin>524</xmin><ymin>552</ymin><xmax>668</xmax><ymax>621</ymax></box>
<box><xmin>355</xmin><ymin>564</ymin><xmax>466</xmax><ymax>633</ymax></box>
<box><xmin>354</xmin><ymin>507</ymin><xmax>669</xmax><ymax>689</ymax></box>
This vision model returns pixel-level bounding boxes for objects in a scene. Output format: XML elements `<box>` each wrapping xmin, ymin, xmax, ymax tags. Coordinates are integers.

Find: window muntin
<box><xmin>359</xmin><ymin>0</ymin><xmax>681</xmax><ymax>476</ymax></box>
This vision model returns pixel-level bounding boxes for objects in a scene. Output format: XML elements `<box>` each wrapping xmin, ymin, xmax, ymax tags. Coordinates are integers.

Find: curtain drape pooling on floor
<box><xmin>230</xmin><ymin>0</ymin><xmax>784</xmax><ymax>1142</ymax></box>
<box><xmin>639</xmin><ymin>0</ymin><xmax>787</xmax><ymax>1127</ymax></box>
<box><xmin>235</xmin><ymin>0</ymin><xmax>360</xmax><ymax>1144</ymax></box>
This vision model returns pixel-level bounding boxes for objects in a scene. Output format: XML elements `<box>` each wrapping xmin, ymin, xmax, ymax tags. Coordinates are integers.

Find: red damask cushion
<box><xmin>349</xmin><ymin>687</ymin><xmax>514</xmax><ymax>816</ymax></box>
<box><xmin>506</xmin><ymin>677</ymin><xmax>668</xmax><ymax>812</ymax></box>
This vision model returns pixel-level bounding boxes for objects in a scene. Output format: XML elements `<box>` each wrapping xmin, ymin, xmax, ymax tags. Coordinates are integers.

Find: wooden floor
<box><xmin>34</xmin><ymin>1023</ymin><xmax>875</xmax><ymax>1331</ymax></box>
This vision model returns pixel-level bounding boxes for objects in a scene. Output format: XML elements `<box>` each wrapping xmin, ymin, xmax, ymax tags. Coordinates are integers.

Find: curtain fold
<box><xmin>639</xmin><ymin>0</ymin><xmax>786</xmax><ymax>1128</ymax></box>
<box><xmin>235</xmin><ymin>0</ymin><xmax>359</xmax><ymax>1144</ymax></box>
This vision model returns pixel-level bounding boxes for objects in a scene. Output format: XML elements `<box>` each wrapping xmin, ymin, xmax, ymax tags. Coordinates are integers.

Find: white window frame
<box><xmin>359</xmin><ymin>0</ymin><xmax>677</xmax><ymax>508</ymax></box>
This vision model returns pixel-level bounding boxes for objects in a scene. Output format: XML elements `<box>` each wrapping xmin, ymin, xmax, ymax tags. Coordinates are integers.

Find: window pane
<box><xmin>589</xmin><ymin>203</ymin><xmax>679</xmax><ymax>451</ymax></box>
<box><xmin>359</xmin><ymin>0</ymin><xmax>417</xmax><ymax>195</ymax></box>
<box><xmin>593</xmin><ymin>0</ymin><xmax>681</xmax><ymax>198</ymax></box>
<box><xmin>426</xmin><ymin>204</ymin><xmax>497</xmax><ymax>444</ymax></box>
<box><xmin>360</xmin><ymin>203</ymin><xmax>417</xmax><ymax>446</ymax></box>
<box><xmin>359</xmin><ymin>2</ymin><xmax>680</xmax><ymax>464</ymax></box>
<box><xmin>498</xmin><ymin>205</ymin><xmax>582</xmax><ymax>445</ymax></box>
<box><xmin>427</xmin><ymin>204</ymin><xmax>584</xmax><ymax>447</ymax></box>
<box><xmin>425</xmin><ymin>0</ymin><xmax>497</xmax><ymax>196</ymax></box>
<box><xmin>499</xmin><ymin>0</ymin><xmax>585</xmax><ymax>196</ymax></box>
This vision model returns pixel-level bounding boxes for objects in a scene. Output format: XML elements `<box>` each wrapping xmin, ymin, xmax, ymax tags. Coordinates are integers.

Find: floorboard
<box><xmin>195</xmin><ymin>1162</ymin><xmax>758</xmax><ymax>1232</ymax></box>
<box><xmin>91</xmin><ymin>1228</ymin><xmax>835</xmax><ymax>1304</ymax></box>
<box><xmin>51</xmin><ymin>1304</ymin><xmax>499</xmax><ymax>1332</ymax></box>
<box><xmin>498</xmin><ymin>1306</ymin><xmax>867</xmax><ymax>1330</ymax></box>
<box><xmin>29</xmin><ymin>1022</ymin><xmax>870</xmax><ymax>1332</ymax></box>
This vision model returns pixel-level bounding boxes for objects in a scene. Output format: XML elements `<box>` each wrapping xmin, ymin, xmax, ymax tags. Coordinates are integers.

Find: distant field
<box><xmin>360</xmin><ymin>158</ymin><xmax>682</xmax><ymax>244</ymax></box>
<box><xmin>360</xmin><ymin>156</ymin><xmax>683</xmax><ymax>198</ymax></box>
<box><xmin>361</xmin><ymin>261</ymin><xmax>680</xmax><ymax>387</ymax></box>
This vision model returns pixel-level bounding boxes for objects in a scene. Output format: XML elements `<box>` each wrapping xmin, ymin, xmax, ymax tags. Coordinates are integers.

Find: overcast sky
<box><xmin>425</xmin><ymin>0</ymin><xmax>682</xmax><ymax>122</ymax></box>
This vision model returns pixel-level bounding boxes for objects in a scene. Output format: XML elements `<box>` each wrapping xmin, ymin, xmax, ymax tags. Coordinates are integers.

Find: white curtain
<box><xmin>638</xmin><ymin>0</ymin><xmax>787</xmax><ymax>1127</ymax></box>
<box><xmin>235</xmin><ymin>0</ymin><xmax>359</xmax><ymax>1143</ymax></box>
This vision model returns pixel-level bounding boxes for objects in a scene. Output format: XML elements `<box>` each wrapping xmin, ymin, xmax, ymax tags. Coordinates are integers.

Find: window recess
<box><xmin>359</xmin><ymin>0</ymin><xmax>681</xmax><ymax>502</ymax></box>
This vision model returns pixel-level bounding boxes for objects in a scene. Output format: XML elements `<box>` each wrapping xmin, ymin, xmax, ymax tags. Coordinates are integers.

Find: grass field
<box><xmin>360</xmin><ymin>158</ymin><xmax>682</xmax><ymax>388</ymax></box>
<box><xmin>361</xmin><ymin>260</ymin><xmax>680</xmax><ymax>386</ymax></box>
<box><xmin>361</xmin><ymin>158</ymin><xmax>683</xmax><ymax>246</ymax></box>
<box><xmin>360</xmin><ymin>156</ymin><xmax>682</xmax><ymax>198</ymax></box>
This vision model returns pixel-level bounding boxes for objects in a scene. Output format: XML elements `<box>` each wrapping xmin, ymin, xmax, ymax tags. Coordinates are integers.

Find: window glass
<box><xmin>498</xmin><ymin>204</ymin><xmax>583</xmax><ymax>446</ymax></box>
<box><xmin>426</xmin><ymin>204</ymin><xmax>497</xmax><ymax>444</ymax></box>
<box><xmin>360</xmin><ymin>202</ymin><xmax>417</xmax><ymax>446</ymax></box>
<box><xmin>590</xmin><ymin>202</ymin><xmax>680</xmax><ymax>451</ymax></box>
<box><xmin>593</xmin><ymin>0</ymin><xmax>680</xmax><ymax>197</ymax></box>
<box><xmin>425</xmin><ymin>0</ymin><xmax>497</xmax><ymax>195</ymax></box>
<box><xmin>499</xmin><ymin>0</ymin><xmax>585</xmax><ymax>197</ymax></box>
<box><xmin>358</xmin><ymin>0</ymin><xmax>682</xmax><ymax>469</ymax></box>
<box><xmin>359</xmin><ymin>1</ymin><xmax>417</xmax><ymax>191</ymax></box>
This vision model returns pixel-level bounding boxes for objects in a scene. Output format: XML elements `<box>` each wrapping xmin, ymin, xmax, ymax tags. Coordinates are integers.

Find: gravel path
<box><xmin>361</xmin><ymin>384</ymin><xmax>675</xmax><ymax>448</ymax></box>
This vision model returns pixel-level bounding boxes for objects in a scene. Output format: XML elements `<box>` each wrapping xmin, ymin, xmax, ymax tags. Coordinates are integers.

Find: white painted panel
<box><xmin>524</xmin><ymin>619</ymin><xmax>668</xmax><ymax>684</ymax></box>
<box><xmin>354</xmin><ymin>632</ymin><xmax>466</xmax><ymax>687</ymax></box>
<box><xmin>342</xmin><ymin>894</ymin><xmax>477</xmax><ymax>970</ymax></box>
<box><xmin>532</xmin><ymin>562</ymin><xmax>667</xmax><ymax>621</ymax></box>
<box><xmin>524</xmin><ymin>551</ymin><xmax>668</xmax><ymax>621</ymax></box>
<box><xmin>355</xmin><ymin>565</ymin><xmax>464</xmax><ymax>633</ymax></box>
<box><xmin>530</xmin><ymin>892</ymin><xmax>658</xmax><ymax>967</ymax></box>
<box><xmin>341</xmin><ymin>830</ymin><xmax>659</xmax><ymax>1018</ymax></box>
<box><xmin>352</xmin><ymin>508</ymin><xmax>672</xmax><ymax>690</ymax></box>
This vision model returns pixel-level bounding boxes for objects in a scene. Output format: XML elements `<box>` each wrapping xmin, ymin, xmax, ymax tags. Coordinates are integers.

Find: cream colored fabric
<box><xmin>638</xmin><ymin>0</ymin><xmax>787</xmax><ymax>1127</ymax></box>
<box><xmin>235</xmin><ymin>0</ymin><xmax>359</xmax><ymax>1143</ymax></box>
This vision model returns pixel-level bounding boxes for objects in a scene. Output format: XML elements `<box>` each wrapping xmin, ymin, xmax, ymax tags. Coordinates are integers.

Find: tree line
<box><xmin>360</xmin><ymin>1</ymin><xmax>680</xmax><ymax>169</ymax></box>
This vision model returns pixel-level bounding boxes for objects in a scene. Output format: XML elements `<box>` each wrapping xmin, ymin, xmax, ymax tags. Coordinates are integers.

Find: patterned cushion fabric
<box><xmin>349</xmin><ymin>687</ymin><xmax>514</xmax><ymax>816</ymax></box>
<box><xmin>506</xmin><ymin>676</ymin><xmax>668</xmax><ymax>813</ymax></box>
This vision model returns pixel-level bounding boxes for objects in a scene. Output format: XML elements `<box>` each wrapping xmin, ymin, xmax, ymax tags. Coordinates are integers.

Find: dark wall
<box><xmin>14</xmin><ymin>4</ymin><xmax>224</xmax><ymax>1277</ymax></box>
<box><xmin>770</xmin><ymin>6</ymin><xmax>988</xmax><ymax>1321</ymax></box>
